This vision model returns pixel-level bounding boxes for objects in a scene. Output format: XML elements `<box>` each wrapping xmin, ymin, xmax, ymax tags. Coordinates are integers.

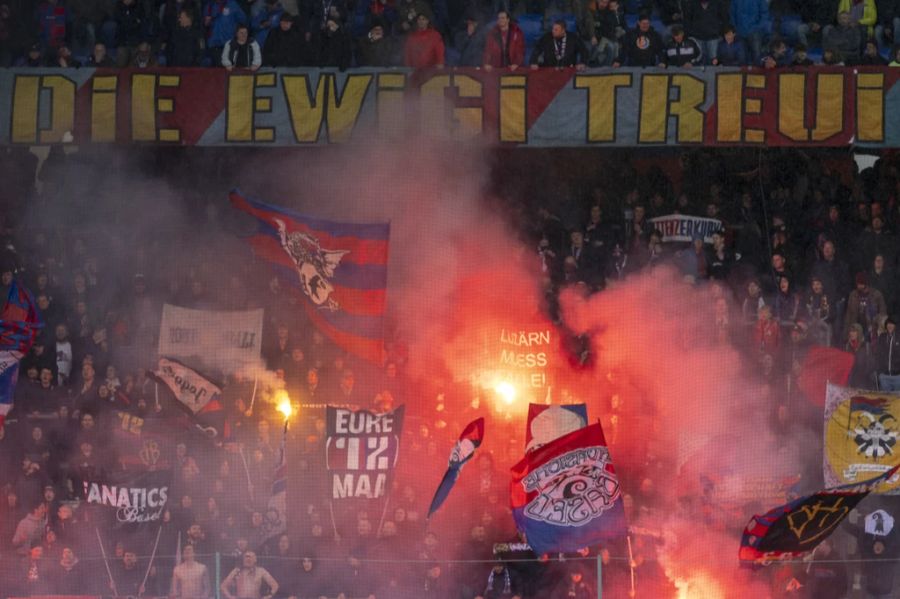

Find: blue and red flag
<box><xmin>739</xmin><ymin>464</ymin><xmax>900</xmax><ymax>565</ymax></box>
<box><xmin>0</xmin><ymin>279</ymin><xmax>42</xmax><ymax>427</ymax></box>
<box><xmin>427</xmin><ymin>417</ymin><xmax>485</xmax><ymax>518</ymax></box>
<box><xmin>229</xmin><ymin>190</ymin><xmax>390</xmax><ymax>364</ymax></box>
<box><xmin>510</xmin><ymin>422</ymin><xmax>626</xmax><ymax>555</ymax></box>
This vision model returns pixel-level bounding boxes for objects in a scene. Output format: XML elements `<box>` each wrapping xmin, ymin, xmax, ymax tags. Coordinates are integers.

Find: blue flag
<box><xmin>427</xmin><ymin>418</ymin><xmax>484</xmax><ymax>518</ymax></box>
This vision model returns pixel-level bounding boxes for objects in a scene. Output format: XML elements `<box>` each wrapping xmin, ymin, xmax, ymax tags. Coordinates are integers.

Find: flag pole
<box><xmin>96</xmin><ymin>527</ymin><xmax>118</xmax><ymax>596</ymax></box>
<box><xmin>596</xmin><ymin>552</ymin><xmax>603</xmax><ymax>599</ymax></box>
<box><xmin>627</xmin><ymin>535</ymin><xmax>636</xmax><ymax>598</ymax></box>
<box><xmin>141</xmin><ymin>525</ymin><xmax>163</xmax><ymax>595</ymax></box>
<box><xmin>247</xmin><ymin>375</ymin><xmax>258</xmax><ymax>416</ymax></box>
<box><xmin>239</xmin><ymin>446</ymin><xmax>255</xmax><ymax>503</ymax></box>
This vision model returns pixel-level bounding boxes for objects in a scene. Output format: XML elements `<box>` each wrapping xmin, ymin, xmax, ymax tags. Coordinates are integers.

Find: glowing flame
<box><xmin>673</xmin><ymin>572</ymin><xmax>725</xmax><ymax>599</ymax></box>
<box><xmin>495</xmin><ymin>381</ymin><xmax>517</xmax><ymax>405</ymax></box>
<box><xmin>275</xmin><ymin>390</ymin><xmax>293</xmax><ymax>419</ymax></box>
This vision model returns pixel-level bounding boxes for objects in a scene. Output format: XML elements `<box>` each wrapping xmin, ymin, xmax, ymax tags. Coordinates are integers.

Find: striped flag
<box><xmin>0</xmin><ymin>279</ymin><xmax>42</xmax><ymax>427</ymax></box>
<box><xmin>230</xmin><ymin>190</ymin><xmax>390</xmax><ymax>363</ymax></box>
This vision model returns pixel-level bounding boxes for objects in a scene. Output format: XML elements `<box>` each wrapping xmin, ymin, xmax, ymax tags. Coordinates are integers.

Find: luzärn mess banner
<box><xmin>1</xmin><ymin>67</ymin><xmax>897</xmax><ymax>147</ymax></box>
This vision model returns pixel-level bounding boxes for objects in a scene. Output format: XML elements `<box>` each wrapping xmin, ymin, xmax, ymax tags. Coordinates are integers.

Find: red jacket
<box><xmin>482</xmin><ymin>23</ymin><xmax>525</xmax><ymax>67</ymax></box>
<box><xmin>404</xmin><ymin>28</ymin><xmax>445</xmax><ymax>67</ymax></box>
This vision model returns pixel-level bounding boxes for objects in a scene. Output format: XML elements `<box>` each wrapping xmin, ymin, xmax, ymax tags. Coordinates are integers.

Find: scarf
<box><xmin>485</xmin><ymin>567</ymin><xmax>512</xmax><ymax>595</ymax></box>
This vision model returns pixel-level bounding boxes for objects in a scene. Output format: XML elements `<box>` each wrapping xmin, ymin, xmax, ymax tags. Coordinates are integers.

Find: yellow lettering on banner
<box><xmin>11</xmin><ymin>75</ymin><xmax>40</xmax><ymax>144</ymax></box>
<box><xmin>715</xmin><ymin>73</ymin><xmax>743</xmax><ymax>142</ymax></box>
<box><xmin>451</xmin><ymin>75</ymin><xmax>482</xmax><ymax>140</ymax></box>
<box><xmin>744</xmin><ymin>74</ymin><xmax>765</xmax><ymax>143</ymax></box>
<box><xmin>131</xmin><ymin>74</ymin><xmax>156</xmax><ymax>141</ymax></box>
<box><xmin>282</xmin><ymin>74</ymin><xmax>326</xmax><ymax>143</ymax></box>
<box><xmin>38</xmin><ymin>75</ymin><xmax>75</xmax><ymax>143</ymax></box>
<box><xmin>11</xmin><ymin>75</ymin><xmax>77</xmax><ymax>144</ymax></box>
<box><xmin>326</xmin><ymin>73</ymin><xmax>372</xmax><ymax>143</ymax></box>
<box><xmin>638</xmin><ymin>75</ymin><xmax>668</xmax><ymax>143</ymax></box>
<box><xmin>132</xmin><ymin>74</ymin><xmax>182</xmax><ymax>142</ymax></box>
<box><xmin>669</xmin><ymin>74</ymin><xmax>705</xmax><ymax>143</ymax></box>
<box><xmin>226</xmin><ymin>75</ymin><xmax>255</xmax><ymax>142</ymax></box>
<box><xmin>857</xmin><ymin>73</ymin><xmax>885</xmax><ymax>142</ymax></box>
<box><xmin>91</xmin><ymin>75</ymin><xmax>118</xmax><ymax>142</ymax></box>
<box><xmin>500</xmin><ymin>75</ymin><xmax>528</xmax><ymax>143</ymax></box>
<box><xmin>778</xmin><ymin>73</ymin><xmax>807</xmax><ymax>141</ymax></box>
<box><xmin>778</xmin><ymin>73</ymin><xmax>844</xmax><ymax>142</ymax></box>
<box><xmin>812</xmin><ymin>73</ymin><xmax>843</xmax><ymax>141</ymax></box>
<box><xmin>574</xmin><ymin>73</ymin><xmax>631</xmax><ymax>143</ymax></box>
<box><xmin>376</xmin><ymin>73</ymin><xmax>406</xmax><ymax>139</ymax></box>
<box><xmin>419</xmin><ymin>74</ymin><xmax>483</xmax><ymax>140</ymax></box>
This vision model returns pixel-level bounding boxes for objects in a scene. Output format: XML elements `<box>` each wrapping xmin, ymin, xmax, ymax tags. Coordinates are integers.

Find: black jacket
<box><xmin>263</xmin><ymin>26</ymin><xmax>308</xmax><ymax>66</ymax></box>
<box><xmin>167</xmin><ymin>24</ymin><xmax>205</xmax><ymax>66</ymax></box>
<box><xmin>876</xmin><ymin>331</ymin><xmax>900</xmax><ymax>375</ymax></box>
<box><xmin>618</xmin><ymin>26</ymin><xmax>665</xmax><ymax>66</ymax></box>
<box><xmin>683</xmin><ymin>0</ymin><xmax>729</xmax><ymax>40</ymax></box>
<box><xmin>529</xmin><ymin>31</ymin><xmax>588</xmax><ymax>67</ymax></box>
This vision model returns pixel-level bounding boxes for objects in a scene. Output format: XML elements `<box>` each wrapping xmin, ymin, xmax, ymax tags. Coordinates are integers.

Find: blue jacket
<box><xmin>717</xmin><ymin>37</ymin><xmax>749</xmax><ymax>65</ymax></box>
<box><xmin>251</xmin><ymin>5</ymin><xmax>284</xmax><ymax>48</ymax></box>
<box><xmin>730</xmin><ymin>0</ymin><xmax>769</xmax><ymax>37</ymax></box>
<box><xmin>204</xmin><ymin>0</ymin><xmax>248</xmax><ymax>48</ymax></box>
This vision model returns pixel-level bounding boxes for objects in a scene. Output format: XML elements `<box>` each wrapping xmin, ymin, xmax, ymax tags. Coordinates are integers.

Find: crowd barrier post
<box><xmin>215</xmin><ymin>552</ymin><xmax>221</xmax><ymax>599</ymax></box>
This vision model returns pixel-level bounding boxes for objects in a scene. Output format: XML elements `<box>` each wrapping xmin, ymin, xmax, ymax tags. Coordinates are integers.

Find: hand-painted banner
<box><xmin>82</xmin><ymin>469</ymin><xmax>172</xmax><ymax>524</ymax></box>
<box><xmin>1</xmin><ymin>67</ymin><xmax>899</xmax><ymax>147</ymax></box>
<box><xmin>157</xmin><ymin>304</ymin><xmax>263</xmax><ymax>372</ymax></box>
<box><xmin>325</xmin><ymin>405</ymin><xmax>404</xmax><ymax>500</ymax></box>
<box><xmin>650</xmin><ymin>215</ymin><xmax>724</xmax><ymax>243</ymax></box>
<box><xmin>824</xmin><ymin>383</ymin><xmax>900</xmax><ymax>494</ymax></box>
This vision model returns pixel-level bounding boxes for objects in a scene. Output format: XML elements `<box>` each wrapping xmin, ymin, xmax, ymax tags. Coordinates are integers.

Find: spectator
<box><xmin>869</xmin><ymin>254</ymin><xmax>897</xmax><ymax>314</ymax></box>
<box><xmin>683</xmin><ymin>0</ymin><xmax>729</xmax><ymax>64</ymax></box>
<box><xmin>581</xmin><ymin>0</ymin><xmax>625</xmax><ymax>67</ymax></box>
<box><xmin>12</xmin><ymin>501</ymin><xmax>48</xmax><ymax>556</ymax></box>
<box><xmin>875</xmin><ymin>0</ymin><xmax>900</xmax><ymax>50</ymax></box>
<box><xmin>51</xmin><ymin>547</ymin><xmax>84</xmax><ymax>594</ymax></box>
<box><xmin>171</xmin><ymin>544</ymin><xmax>212</xmax><ymax>598</ymax></box>
<box><xmin>312</xmin><ymin>15</ymin><xmax>352</xmax><ymax>70</ymax></box>
<box><xmin>713</xmin><ymin>24</ymin><xmax>749</xmax><ymax>65</ymax></box>
<box><xmin>220</xmin><ymin>550</ymin><xmax>278</xmax><ymax>599</ymax></box>
<box><xmin>35</xmin><ymin>0</ymin><xmax>69</xmax><ymax>50</ymax></box>
<box><xmin>862</xmin><ymin>37</ymin><xmax>889</xmax><ymax>62</ymax></box>
<box><xmin>791</xmin><ymin>43</ymin><xmax>814</xmax><ymax>65</ymax></box>
<box><xmin>251</xmin><ymin>0</ymin><xmax>284</xmax><ymax>49</ymax></box>
<box><xmin>167</xmin><ymin>10</ymin><xmax>206</xmax><ymax>66</ymax></box>
<box><xmin>730</xmin><ymin>0</ymin><xmax>769</xmax><ymax>60</ymax></box>
<box><xmin>760</xmin><ymin>37</ymin><xmax>791</xmax><ymax>68</ymax></box>
<box><xmin>876</xmin><ymin>317</ymin><xmax>900</xmax><ymax>390</ymax></box>
<box><xmin>838</xmin><ymin>0</ymin><xmax>878</xmax><ymax>38</ymax></box>
<box><xmin>754</xmin><ymin>305</ymin><xmax>781</xmax><ymax>352</ymax></box>
<box><xmin>404</xmin><ymin>12</ymin><xmax>444</xmax><ymax>68</ymax></box>
<box><xmin>114</xmin><ymin>0</ymin><xmax>146</xmax><ymax>67</ymax></box>
<box><xmin>482</xmin><ymin>10</ymin><xmax>525</xmax><ymax>70</ymax></box>
<box><xmin>825</xmin><ymin>11</ymin><xmax>863</xmax><ymax>63</ymax></box>
<box><xmin>664</xmin><ymin>24</ymin><xmax>702</xmax><ymax>66</ymax></box>
<box><xmin>52</xmin><ymin>45</ymin><xmax>82</xmax><ymax>68</ymax></box>
<box><xmin>530</xmin><ymin>19</ymin><xmax>589</xmax><ymax>69</ymax></box>
<box><xmin>356</xmin><ymin>19</ymin><xmax>394</xmax><ymax>66</ymax></box>
<box><xmin>68</xmin><ymin>0</ymin><xmax>110</xmax><ymax>56</ymax></box>
<box><xmin>453</xmin><ymin>11</ymin><xmax>485</xmax><ymax>66</ymax></box>
<box><xmin>264</xmin><ymin>13</ymin><xmax>306</xmax><ymax>66</ymax></box>
<box><xmin>130</xmin><ymin>40</ymin><xmax>158</xmax><ymax>67</ymax></box>
<box><xmin>845</xmin><ymin>272</ymin><xmax>887</xmax><ymax>343</ymax></box>
<box><xmin>805</xmin><ymin>277</ymin><xmax>834</xmax><ymax>346</ymax></box>
<box><xmin>891</xmin><ymin>43</ymin><xmax>900</xmax><ymax>63</ymax></box>
<box><xmin>222</xmin><ymin>24</ymin><xmax>262</xmax><ymax>70</ymax></box>
<box><xmin>796</xmin><ymin>0</ymin><xmax>839</xmax><ymax>47</ymax></box>
<box><xmin>614</xmin><ymin>12</ymin><xmax>665</xmax><ymax>67</ymax></box>
<box><xmin>204</xmin><ymin>0</ymin><xmax>248</xmax><ymax>66</ymax></box>
<box><xmin>87</xmin><ymin>42</ymin><xmax>116</xmax><ymax>66</ymax></box>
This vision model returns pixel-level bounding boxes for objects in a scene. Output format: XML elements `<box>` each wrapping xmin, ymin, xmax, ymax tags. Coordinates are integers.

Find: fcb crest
<box><xmin>824</xmin><ymin>384</ymin><xmax>900</xmax><ymax>493</ymax></box>
<box><xmin>273</xmin><ymin>218</ymin><xmax>348</xmax><ymax>311</ymax></box>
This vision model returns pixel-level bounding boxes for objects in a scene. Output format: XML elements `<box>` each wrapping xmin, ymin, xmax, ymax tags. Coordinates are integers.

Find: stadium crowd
<box><xmin>0</xmin><ymin>143</ymin><xmax>899</xmax><ymax>599</ymax></box>
<box><xmin>1</xmin><ymin>0</ymin><xmax>900</xmax><ymax>70</ymax></box>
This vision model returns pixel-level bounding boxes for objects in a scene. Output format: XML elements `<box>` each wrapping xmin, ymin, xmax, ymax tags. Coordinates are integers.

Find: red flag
<box><xmin>797</xmin><ymin>346</ymin><xmax>855</xmax><ymax>406</ymax></box>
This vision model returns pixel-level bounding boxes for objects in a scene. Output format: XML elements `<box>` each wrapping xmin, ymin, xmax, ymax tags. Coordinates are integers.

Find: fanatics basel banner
<box><xmin>2</xmin><ymin>66</ymin><xmax>900</xmax><ymax>147</ymax></box>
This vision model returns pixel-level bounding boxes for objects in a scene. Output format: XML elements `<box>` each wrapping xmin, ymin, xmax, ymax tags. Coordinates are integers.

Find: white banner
<box><xmin>153</xmin><ymin>357</ymin><xmax>222</xmax><ymax>415</ymax></box>
<box><xmin>650</xmin><ymin>215</ymin><xmax>723</xmax><ymax>243</ymax></box>
<box><xmin>157</xmin><ymin>304</ymin><xmax>263</xmax><ymax>372</ymax></box>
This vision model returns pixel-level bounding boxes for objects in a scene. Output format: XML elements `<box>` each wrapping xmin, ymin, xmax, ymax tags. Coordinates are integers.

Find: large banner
<box><xmin>157</xmin><ymin>304</ymin><xmax>263</xmax><ymax>372</ymax></box>
<box><xmin>824</xmin><ymin>383</ymin><xmax>900</xmax><ymax>494</ymax></box>
<box><xmin>1</xmin><ymin>67</ymin><xmax>899</xmax><ymax>147</ymax></box>
<box><xmin>82</xmin><ymin>469</ymin><xmax>172</xmax><ymax>525</ymax></box>
<box><xmin>325</xmin><ymin>405</ymin><xmax>404</xmax><ymax>500</ymax></box>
